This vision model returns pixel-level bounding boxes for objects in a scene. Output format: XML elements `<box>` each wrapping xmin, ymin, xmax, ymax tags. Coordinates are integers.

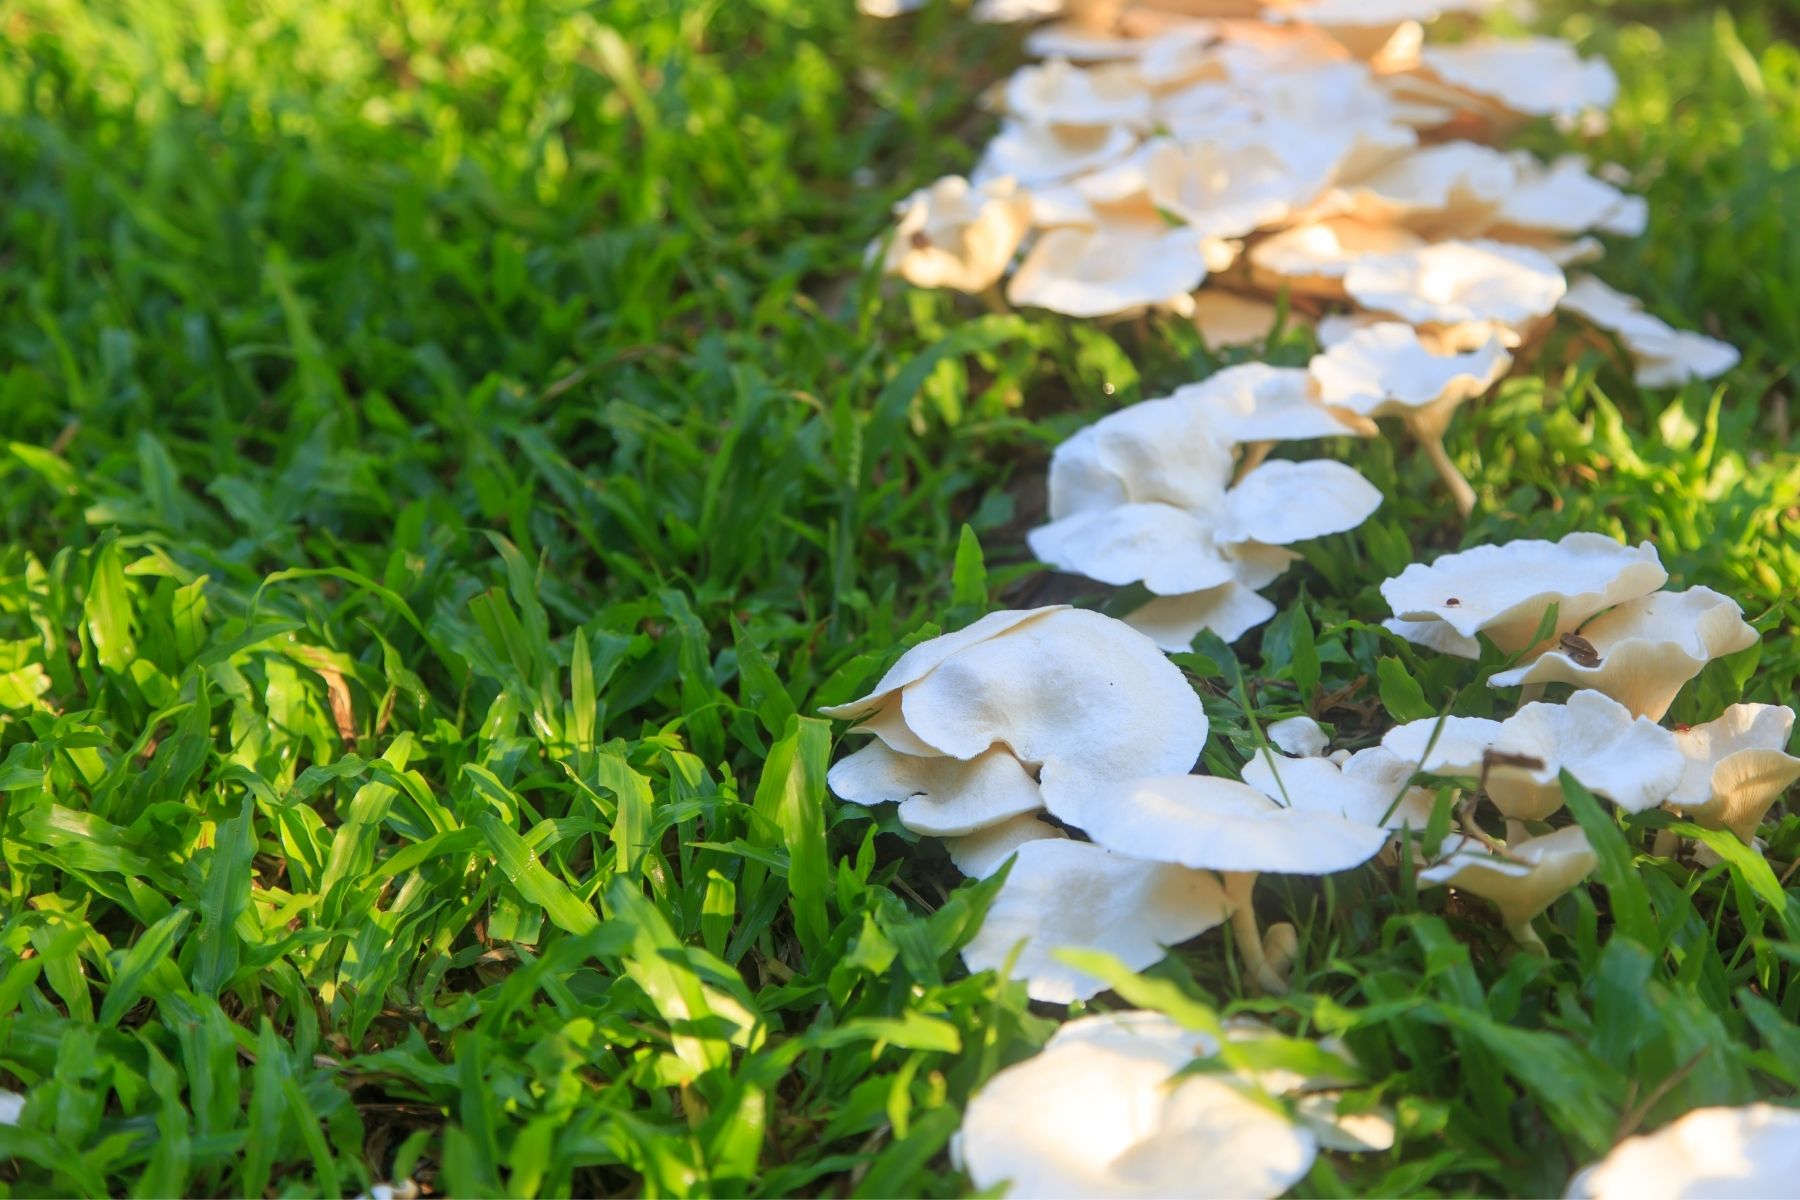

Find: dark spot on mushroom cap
<box><xmin>909</xmin><ymin>230</ymin><xmax>932</xmax><ymax>249</ymax></box>
<box><xmin>1445</xmin><ymin>597</ymin><xmax>1461</xmax><ymax>607</ymax></box>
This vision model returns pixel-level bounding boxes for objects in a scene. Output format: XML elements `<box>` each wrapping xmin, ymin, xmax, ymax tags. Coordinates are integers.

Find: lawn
<box><xmin>0</xmin><ymin>0</ymin><xmax>1797</xmax><ymax>1196</ymax></box>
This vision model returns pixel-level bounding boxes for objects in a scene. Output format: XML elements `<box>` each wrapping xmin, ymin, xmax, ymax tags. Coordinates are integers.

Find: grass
<box><xmin>0</xmin><ymin>0</ymin><xmax>1796</xmax><ymax>1195</ymax></box>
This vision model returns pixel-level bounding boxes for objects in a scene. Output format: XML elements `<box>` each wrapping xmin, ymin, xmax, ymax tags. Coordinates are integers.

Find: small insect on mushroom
<box><xmin>1558</xmin><ymin>632</ymin><xmax>1602</xmax><ymax>667</ymax></box>
<box><xmin>909</xmin><ymin>230</ymin><xmax>932</xmax><ymax>249</ymax></box>
<box><xmin>1445</xmin><ymin>598</ymin><xmax>1461</xmax><ymax>607</ymax></box>
<box><xmin>1478</xmin><ymin>749</ymin><xmax>1546</xmax><ymax>790</ymax></box>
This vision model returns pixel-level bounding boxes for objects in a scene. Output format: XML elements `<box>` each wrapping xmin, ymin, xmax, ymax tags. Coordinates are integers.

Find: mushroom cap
<box><xmin>947</xmin><ymin>813</ymin><xmax>1071</xmax><ymax>877</ymax></box>
<box><xmin>1418</xmin><ymin>37</ymin><xmax>1619</xmax><ymax>121</ymax></box>
<box><xmin>1248</xmin><ymin>218</ymin><xmax>1426</xmax><ymax>298</ymax></box>
<box><xmin>1381</xmin><ymin>714</ymin><xmax>1504</xmax><ymax>775</ymax></box>
<box><xmin>1564</xmin><ymin>1103</ymin><xmax>1800</xmax><ymax>1200</ymax></box>
<box><xmin>886</xmin><ymin>609</ymin><xmax>1210</xmax><ymax>819</ymax></box>
<box><xmin>1419</xmin><ymin>825</ymin><xmax>1598</xmax><ymax>933</ymax></box>
<box><xmin>1241</xmin><ymin>747</ymin><xmax>1435</xmax><ymax>829</ymax></box>
<box><xmin>1076</xmin><ymin>774</ymin><xmax>1390</xmax><ymax>874</ymax></box>
<box><xmin>1671</xmin><ymin>705</ymin><xmax>1800</xmax><ymax>844</ymax></box>
<box><xmin>1267</xmin><ymin>715</ymin><xmax>1330</xmax><ymax>758</ymax></box>
<box><xmin>1005</xmin><ymin>58</ymin><xmax>1156</xmax><ymax>127</ymax></box>
<box><xmin>1045</xmin><ymin>392</ymin><xmax>1238</xmax><ymax>521</ymax></box>
<box><xmin>827</xmin><ymin>740</ymin><xmax>1044</xmax><ymax>836</ymax></box>
<box><xmin>1378</xmin><ymin>531</ymin><xmax>1667</xmax><ymax>650</ymax></box>
<box><xmin>1381</xmin><ymin>616</ymin><xmax>1483</xmax><ymax>659</ymax></box>
<box><xmin>1190</xmin><ymin>290</ymin><xmax>1291</xmax><ymax>350</ymax></box>
<box><xmin>1168</xmin><ymin>363</ymin><xmax>1372</xmax><ymax>443</ymax></box>
<box><xmin>1344</xmin><ymin>238</ymin><xmax>1567</xmax><ymax>330</ymax></box>
<box><xmin>1560</xmin><ymin>276</ymin><xmax>1742</xmax><ymax>387</ymax></box>
<box><xmin>1144</xmin><ymin>125</ymin><xmax>1340</xmax><ymax>239</ymax></box>
<box><xmin>958</xmin><ymin>1010</ymin><xmax>1320</xmax><ymax>1200</ymax></box>
<box><xmin>1032</xmin><ymin>502</ymin><xmax>1242</xmax><ymax>595</ymax></box>
<box><xmin>1216</xmin><ymin>459</ymin><xmax>1384</xmax><ymax>546</ymax></box>
<box><xmin>1309</xmin><ymin>320</ymin><xmax>1512</xmax><ymax>422</ymax></box>
<box><xmin>1485</xmin><ymin>690</ymin><xmax>1686</xmax><ymax>820</ymax></box>
<box><xmin>0</xmin><ymin>1089</ymin><xmax>21</xmax><ymax>1126</ymax></box>
<box><xmin>1338</xmin><ymin>141</ymin><xmax>1517</xmax><ymax>230</ymax></box>
<box><xmin>886</xmin><ymin>175</ymin><xmax>1035</xmax><ymax>294</ymax></box>
<box><xmin>961</xmin><ymin>838</ymin><xmax>1234</xmax><ymax>1003</ymax></box>
<box><xmin>1127</xmin><ymin>580</ymin><xmax>1282</xmax><ymax>651</ymax></box>
<box><xmin>1487</xmin><ymin>587</ymin><xmax>1760</xmax><ymax>720</ymax></box>
<box><xmin>978</xmin><ymin>119</ymin><xmax>1140</xmax><ymax>187</ymax></box>
<box><xmin>821</xmin><ymin>608</ymin><xmax>1065</xmax><ymax>725</ymax></box>
<box><xmin>1008</xmin><ymin>222</ymin><xmax>1226</xmax><ymax>316</ymax></box>
<box><xmin>1488</xmin><ymin>154</ymin><xmax>1645</xmax><ymax>237</ymax></box>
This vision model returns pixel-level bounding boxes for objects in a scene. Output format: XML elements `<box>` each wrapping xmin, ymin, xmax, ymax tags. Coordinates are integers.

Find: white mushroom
<box><xmin>827</xmin><ymin>740</ymin><xmax>1045</xmax><ymax>836</ymax></box>
<box><xmin>1487</xmin><ymin>587</ymin><xmax>1760</xmax><ymax>720</ymax></box>
<box><xmin>1485</xmin><ymin>154</ymin><xmax>1647</xmax><ymax>238</ymax></box>
<box><xmin>1248</xmin><ymin>218</ymin><xmax>1426</xmax><ymax>299</ymax></box>
<box><xmin>1417</xmin><ymin>38</ymin><xmax>1619</xmax><ymax>122</ymax></box>
<box><xmin>957</xmin><ymin>1011</ymin><xmax>1321</xmax><ymax>1200</ymax></box>
<box><xmin>1169</xmin><ymin>363</ymin><xmax>1372</xmax><ymax>443</ymax></box>
<box><xmin>1335</xmin><ymin>141</ymin><xmax>1518</xmax><ymax>233</ymax></box>
<box><xmin>1005</xmin><ymin>58</ymin><xmax>1156</xmax><ymax>127</ymax></box>
<box><xmin>1481</xmin><ymin>691</ymin><xmax>1685</xmax><ymax>823</ymax></box>
<box><xmin>1077</xmin><ymin>774</ymin><xmax>1390</xmax><ymax>989</ymax></box>
<box><xmin>1309</xmin><ymin>320</ymin><xmax>1512</xmax><ymax>513</ymax></box>
<box><xmin>1381</xmin><ymin>714</ymin><xmax>1505</xmax><ymax>775</ymax></box>
<box><xmin>1190</xmin><ymin>290</ymin><xmax>1295</xmax><ymax>349</ymax></box>
<box><xmin>1344</xmin><ymin>239</ymin><xmax>1566</xmax><ymax>336</ymax></box>
<box><xmin>960</xmin><ymin>838</ymin><xmax>1234</xmax><ymax>1003</ymax></box>
<box><xmin>1419</xmin><ymin>825</ymin><xmax>1598</xmax><ymax>949</ymax></box>
<box><xmin>946</xmin><ymin>813</ymin><xmax>1071</xmax><ymax>877</ymax></box>
<box><xmin>1560</xmin><ymin>275</ymin><xmax>1741</xmax><ymax>388</ymax></box>
<box><xmin>1126</xmin><ymin>580</ymin><xmax>1281</xmax><ymax>651</ymax></box>
<box><xmin>1244</xmin><ymin>744</ymin><xmax>1440</xmax><ymax>830</ymax></box>
<box><xmin>1566</xmin><ymin>1104</ymin><xmax>1800</xmax><ymax>1200</ymax></box>
<box><xmin>1008</xmin><ymin>221</ymin><xmax>1231</xmax><ymax>316</ymax></box>
<box><xmin>977</xmin><ymin>120</ymin><xmax>1140</xmax><ymax>187</ymax></box>
<box><xmin>885</xmin><ymin>176</ymin><xmax>1034</xmax><ymax>295</ymax></box>
<box><xmin>0</xmin><ymin>1089</ymin><xmax>22</xmax><ymax>1126</ymax></box>
<box><xmin>1379</xmin><ymin>532</ymin><xmax>1668</xmax><ymax>656</ymax></box>
<box><xmin>1144</xmin><ymin>125</ymin><xmax>1341</xmax><ymax>240</ymax></box>
<box><xmin>1267</xmin><ymin>715</ymin><xmax>1329</xmax><ymax>758</ymax></box>
<box><xmin>1669</xmin><ymin>705</ymin><xmax>1800</xmax><ymax>844</ymax></box>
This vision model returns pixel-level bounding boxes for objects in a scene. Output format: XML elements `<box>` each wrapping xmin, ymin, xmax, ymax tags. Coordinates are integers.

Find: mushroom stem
<box><xmin>1505</xmin><ymin>818</ymin><xmax>1531</xmax><ymax>846</ymax></box>
<box><xmin>977</xmin><ymin>285</ymin><xmax>1013</xmax><ymax>316</ymax></box>
<box><xmin>1236</xmin><ymin>439</ymin><xmax>1275</xmax><ymax>479</ymax></box>
<box><xmin>1223</xmin><ymin>871</ymin><xmax>1289</xmax><ymax>993</ymax></box>
<box><xmin>1417</xmin><ymin>430</ymin><xmax>1476</xmax><ymax>517</ymax></box>
<box><xmin>1506</xmin><ymin>919</ymin><xmax>1548</xmax><ymax>955</ymax></box>
<box><xmin>1652</xmin><ymin>828</ymin><xmax>1680</xmax><ymax>859</ymax></box>
<box><xmin>1519</xmin><ymin>682</ymin><xmax>1548</xmax><ymax>704</ymax></box>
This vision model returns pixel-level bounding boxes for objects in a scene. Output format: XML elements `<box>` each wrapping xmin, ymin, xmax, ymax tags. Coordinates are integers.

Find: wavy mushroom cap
<box><xmin>1336</xmin><ymin>141</ymin><xmax>1517</xmax><ymax>230</ymax></box>
<box><xmin>1126</xmin><ymin>578</ymin><xmax>1283</xmax><ymax>650</ymax></box>
<box><xmin>1487</xmin><ymin>154</ymin><xmax>1646</xmax><ymax>238</ymax></box>
<box><xmin>1309</xmin><ymin>320</ymin><xmax>1512</xmax><ymax>425</ymax></box>
<box><xmin>1565</xmin><ymin>1104</ymin><xmax>1800</xmax><ymax>1200</ymax></box>
<box><xmin>1418</xmin><ymin>37</ymin><xmax>1619</xmax><ymax>121</ymax></box>
<box><xmin>1007</xmin><ymin>222</ymin><xmax>1228</xmax><ymax>316</ymax></box>
<box><xmin>1670</xmin><ymin>705</ymin><xmax>1800</xmax><ymax>844</ymax></box>
<box><xmin>1381</xmin><ymin>714</ymin><xmax>1504</xmax><ymax>775</ymax></box>
<box><xmin>1241</xmin><ymin>747</ymin><xmax>1435</xmax><ymax>829</ymax></box>
<box><xmin>1045</xmin><ymin>392</ymin><xmax>1238</xmax><ymax>521</ymax></box>
<box><xmin>1249</xmin><ymin>218</ymin><xmax>1426</xmax><ymax>297</ymax></box>
<box><xmin>1006</xmin><ymin>57</ymin><xmax>1156</xmax><ymax>126</ymax></box>
<box><xmin>1487</xmin><ymin>587</ymin><xmax>1760</xmax><ymax>720</ymax></box>
<box><xmin>946</xmin><ymin>812</ymin><xmax>1070</xmax><ymax>877</ymax></box>
<box><xmin>1168</xmin><ymin>363</ymin><xmax>1372</xmax><ymax>442</ymax></box>
<box><xmin>960</xmin><ymin>838</ymin><xmax>1234</xmax><ymax>1003</ymax></box>
<box><xmin>958</xmin><ymin>1011</ymin><xmax>1320</xmax><ymax>1200</ymax></box>
<box><xmin>1345</xmin><ymin>238</ymin><xmax>1567</xmax><ymax>330</ymax></box>
<box><xmin>1076</xmin><ymin>773</ymin><xmax>1391</xmax><ymax>873</ymax></box>
<box><xmin>979</xmin><ymin>119</ymin><xmax>1140</xmax><ymax>187</ymax></box>
<box><xmin>1485</xmin><ymin>690</ymin><xmax>1686</xmax><ymax>820</ymax></box>
<box><xmin>1213</xmin><ymin>458</ymin><xmax>1383</xmax><ymax>546</ymax></box>
<box><xmin>1144</xmin><ymin>126</ymin><xmax>1341</xmax><ymax>239</ymax></box>
<box><xmin>1267</xmin><ymin>715</ymin><xmax>1330</xmax><ymax>758</ymax></box>
<box><xmin>1190</xmin><ymin>289</ymin><xmax>1292</xmax><ymax>349</ymax></box>
<box><xmin>1419</xmin><ymin>825</ymin><xmax>1598</xmax><ymax>935</ymax></box>
<box><xmin>827</xmin><ymin>740</ymin><xmax>1044</xmax><ymax>836</ymax></box>
<box><xmin>1379</xmin><ymin>531</ymin><xmax>1668</xmax><ymax>652</ymax></box>
<box><xmin>885</xmin><ymin>175</ymin><xmax>1034</xmax><ymax>293</ymax></box>
<box><xmin>1560</xmin><ymin>275</ymin><xmax>1741</xmax><ymax>388</ymax></box>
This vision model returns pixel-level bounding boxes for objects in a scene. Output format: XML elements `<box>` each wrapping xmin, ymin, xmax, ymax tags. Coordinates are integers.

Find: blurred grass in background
<box><xmin>0</xmin><ymin>0</ymin><xmax>1796</xmax><ymax>1195</ymax></box>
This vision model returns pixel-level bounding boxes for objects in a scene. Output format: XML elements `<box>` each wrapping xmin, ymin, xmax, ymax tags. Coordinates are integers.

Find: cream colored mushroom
<box><xmin>1144</xmin><ymin>124</ymin><xmax>1342</xmax><ymax>240</ymax></box>
<box><xmin>1190</xmin><ymin>290</ymin><xmax>1297</xmax><ymax>348</ymax></box>
<box><xmin>828</xmin><ymin>741</ymin><xmax>1045</xmax><ymax>836</ymax></box>
<box><xmin>1419</xmin><ymin>825</ymin><xmax>1598</xmax><ymax>949</ymax></box>
<box><xmin>1669</xmin><ymin>705</ymin><xmax>1800</xmax><ymax>844</ymax></box>
<box><xmin>977</xmin><ymin>120</ymin><xmax>1139</xmax><ymax>187</ymax></box>
<box><xmin>1487</xmin><ymin>587</ymin><xmax>1759</xmax><ymax>720</ymax></box>
<box><xmin>885</xmin><ymin>176</ymin><xmax>1034</xmax><ymax>294</ymax></box>
<box><xmin>1565</xmin><ymin>1103</ymin><xmax>1800</xmax><ymax>1200</ymax></box>
<box><xmin>1416</xmin><ymin>38</ymin><xmax>1619</xmax><ymax>123</ymax></box>
<box><xmin>1005</xmin><ymin>58</ymin><xmax>1156</xmax><ymax>127</ymax></box>
<box><xmin>1248</xmin><ymin>218</ymin><xmax>1425</xmax><ymax>299</ymax></box>
<box><xmin>1008</xmin><ymin>220</ymin><xmax>1233</xmax><ymax>316</ymax></box>
<box><xmin>1309</xmin><ymin>320</ymin><xmax>1512</xmax><ymax>513</ymax></box>
<box><xmin>1344</xmin><ymin>239</ymin><xmax>1567</xmax><ymax>338</ymax></box>
<box><xmin>1481</xmin><ymin>690</ymin><xmax>1685</xmax><ymax>825</ymax></box>
<box><xmin>1560</xmin><ymin>275</ymin><xmax>1741</xmax><ymax>388</ymax></box>
<box><xmin>946</xmin><ymin>812</ymin><xmax>1071</xmax><ymax>877</ymax></box>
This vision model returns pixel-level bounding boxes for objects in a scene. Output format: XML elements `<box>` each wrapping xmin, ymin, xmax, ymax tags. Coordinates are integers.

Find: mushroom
<box><xmin>1126</xmin><ymin>580</ymin><xmax>1282</xmax><ymax>651</ymax></box>
<box><xmin>1075</xmin><ymin>774</ymin><xmax>1391</xmax><ymax>990</ymax></box>
<box><xmin>1379</xmin><ymin>532</ymin><xmax>1668</xmax><ymax>657</ymax></box>
<box><xmin>960</xmin><ymin>839</ymin><xmax>1235</xmax><ymax>1003</ymax></box>
<box><xmin>827</xmin><ymin>740</ymin><xmax>1044</xmax><ymax>836</ymax></box>
<box><xmin>1007</xmin><ymin>220</ymin><xmax>1233</xmax><ymax>316</ymax></box>
<box><xmin>1267</xmin><ymin>715</ymin><xmax>1330</xmax><ymax>758</ymax></box>
<box><xmin>1343</xmin><ymin>238</ymin><xmax>1567</xmax><ymax>340</ymax></box>
<box><xmin>1190</xmin><ymin>290</ymin><xmax>1298</xmax><ymax>349</ymax></box>
<box><xmin>0</xmin><ymin>1089</ymin><xmax>22</xmax><ymax>1126</ymax></box>
<box><xmin>885</xmin><ymin>176</ymin><xmax>1035</xmax><ymax>294</ymax></box>
<box><xmin>1560</xmin><ymin>275</ymin><xmax>1741</xmax><ymax>388</ymax></box>
<box><xmin>1487</xmin><ymin>587</ymin><xmax>1759</xmax><ymax>720</ymax></box>
<box><xmin>1248</xmin><ymin>218</ymin><xmax>1426</xmax><ymax>299</ymax></box>
<box><xmin>1419</xmin><ymin>825</ymin><xmax>1598</xmax><ymax>950</ymax></box>
<box><xmin>1308</xmin><ymin>320</ymin><xmax>1512</xmax><ymax>513</ymax></box>
<box><xmin>977</xmin><ymin>119</ymin><xmax>1140</xmax><ymax>187</ymax></box>
<box><xmin>946</xmin><ymin>812</ymin><xmax>1071</xmax><ymax>877</ymax></box>
<box><xmin>1143</xmin><ymin>125</ymin><xmax>1342</xmax><ymax>240</ymax></box>
<box><xmin>1004</xmin><ymin>58</ymin><xmax>1156</xmax><ymax>127</ymax></box>
<box><xmin>1415</xmin><ymin>38</ymin><xmax>1619</xmax><ymax>123</ymax></box>
<box><xmin>1482</xmin><ymin>154</ymin><xmax>1647</xmax><ymax>239</ymax></box>
<box><xmin>1168</xmin><ymin>363</ymin><xmax>1373</xmax><ymax>444</ymax></box>
<box><xmin>1668</xmin><ymin>704</ymin><xmax>1800</xmax><ymax>845</ymax></box>
<box><xmin>1333</xmin><ymin>141</ymin><xmax>1518</xmax><ymax>234</ymax></box>
<box><xmin>1564</xmin><ymin>1103</ymin><xmax>1800</xmax><ymax>1200</ymax></box>
<box><xmin>1243</xmin><ymin>745</ymin><xmax>1438</xmax><ymax>830</ymax></box>
<box><xmin>956</xmin><ymin>1011</ymin><xmax>1322</xmax><ymax>1200</ymax></box>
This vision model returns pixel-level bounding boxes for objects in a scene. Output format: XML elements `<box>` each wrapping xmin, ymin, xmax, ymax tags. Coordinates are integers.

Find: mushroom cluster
<box><xmin>957</xmin><ymin>1010</ymin><xmax>1395</xmax><ymax>1199</ymax></box>
<box><xmin>872</xmin><ymin>0</ymin><xmax>1740</xmax><ymax>521</ymax></box>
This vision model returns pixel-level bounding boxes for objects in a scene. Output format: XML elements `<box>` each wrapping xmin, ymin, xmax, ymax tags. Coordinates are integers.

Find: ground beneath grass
<box><xmin>0</xmin><ymin>0</ymin><xmax>1797</xmax><ymax>1196</ymax></box>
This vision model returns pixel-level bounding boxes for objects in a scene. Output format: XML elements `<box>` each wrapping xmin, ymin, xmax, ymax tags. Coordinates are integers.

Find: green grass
<box><xmin>0</xmin><ymin>0</ymin><xmax>1797</xmax><ymax>1196</ymax></box>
